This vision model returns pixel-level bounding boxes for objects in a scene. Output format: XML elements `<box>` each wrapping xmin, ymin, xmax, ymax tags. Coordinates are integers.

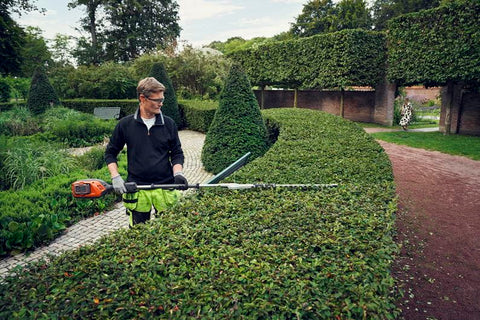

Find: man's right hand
<box><xmin>112</xmin><ymin>175</ymin><xmax>127</xmax><ymax>194</ymax></box>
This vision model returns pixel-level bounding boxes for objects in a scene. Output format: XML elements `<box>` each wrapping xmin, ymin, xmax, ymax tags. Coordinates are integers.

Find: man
<box><xmin>105</xmin><ymin>77</ymin><xmax>188</xmax><ymax>227</ymax></box>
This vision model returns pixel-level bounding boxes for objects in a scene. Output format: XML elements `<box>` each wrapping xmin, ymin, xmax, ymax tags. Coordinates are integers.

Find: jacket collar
<box><xmin>134</xmin><ymin>108</ymin><xmax>165</xmax><ymax>126</ymax></box>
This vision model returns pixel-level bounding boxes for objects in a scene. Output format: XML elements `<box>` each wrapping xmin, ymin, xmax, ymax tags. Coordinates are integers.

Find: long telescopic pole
<box><xmin>133</xmin><ymin>183</ymin><xmax>338</xmax><ymax>191</ymax></box>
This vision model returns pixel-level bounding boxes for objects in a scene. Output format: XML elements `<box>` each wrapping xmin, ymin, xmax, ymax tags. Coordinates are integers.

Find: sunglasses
<box><xmin>144</xmin><ymin>95</ymin><xmax>164</xmax><ymax>103</ymax></box>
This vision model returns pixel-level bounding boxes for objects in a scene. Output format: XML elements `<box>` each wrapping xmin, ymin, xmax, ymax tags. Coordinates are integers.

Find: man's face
<box><xmin>140</xmin><ymin>92</ymin><xmax>164</xmax><ymax>117</ymax></box>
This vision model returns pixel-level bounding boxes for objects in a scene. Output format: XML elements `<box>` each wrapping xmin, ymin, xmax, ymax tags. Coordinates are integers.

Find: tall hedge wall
<box><xmin>387</xmin><ymin>0</ymin><xmax>480</xmax><ymax>86</ymax></box>
<box><xmin>229</xmin><ymin>29</ymin><xmax>387</xmax><ymax>89</ymax></box>
<box><xmin>0</xmin><ymin>109</ymin><xmax>400</xmax><ymax>319</ymax></box>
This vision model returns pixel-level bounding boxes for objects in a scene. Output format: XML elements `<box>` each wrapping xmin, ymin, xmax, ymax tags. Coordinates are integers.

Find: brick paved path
<box><xmin>0</xmin><ymin>130</ymin><xmax>212</xmax><ymax>278</ymax></box>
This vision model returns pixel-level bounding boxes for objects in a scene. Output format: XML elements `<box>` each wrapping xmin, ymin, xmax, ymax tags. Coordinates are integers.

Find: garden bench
<box><xmin>94</xmin><ymin>107</ymin><xmax>121</xmax><ymax>119</ymax></box>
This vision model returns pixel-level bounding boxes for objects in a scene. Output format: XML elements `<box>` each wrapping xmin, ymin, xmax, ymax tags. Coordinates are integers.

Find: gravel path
<box><xmin>378</xmin><ymin>140</ymin><xmax>480</xmax><ymax>319</ymax></box>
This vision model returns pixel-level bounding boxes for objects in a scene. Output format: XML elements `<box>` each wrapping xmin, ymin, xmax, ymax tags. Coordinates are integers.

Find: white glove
<box><xmin>112</xmin><ymin>175</ymin><xmax>127</xmax><ymax>194</ymax></box>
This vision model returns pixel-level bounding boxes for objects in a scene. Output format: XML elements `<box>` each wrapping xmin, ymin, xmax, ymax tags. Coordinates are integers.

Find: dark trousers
<box><xmin>127</xmin><ymin>209</ymin><xmax>154</xmax><ymax>227</ymax></box>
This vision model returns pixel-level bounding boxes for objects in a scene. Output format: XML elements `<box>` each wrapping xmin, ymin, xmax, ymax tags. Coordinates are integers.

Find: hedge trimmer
<box><xmin>71</xmin><ymin>179</ymin><xmax>338</xmax><ymax>199</ymax></box>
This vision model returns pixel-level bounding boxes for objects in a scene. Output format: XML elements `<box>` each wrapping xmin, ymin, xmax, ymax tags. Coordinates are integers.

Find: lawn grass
<box><xmin>356</xmin><ymin>119</ymin><xmax>439</xmax><ymax>130</ymax></box>
<box><xmin>371</xmin><ymin>131</ymin><xmax>480</xmax><ymax>161</ymax></box>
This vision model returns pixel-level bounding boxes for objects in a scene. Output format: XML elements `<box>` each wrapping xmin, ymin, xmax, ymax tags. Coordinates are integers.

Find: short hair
<box><xmin>137</xmin><ymin>77</ymin><xmax>166</xmax><ymax>99</ymax></box>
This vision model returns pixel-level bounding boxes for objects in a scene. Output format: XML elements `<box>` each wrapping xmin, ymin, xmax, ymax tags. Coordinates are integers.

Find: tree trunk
<box><xmin>340</xmin><ymin>88</ymin><xmax>345</xmax><ymax>118</ymax></box>
<box><xmin>444</xmin><ymin>81</ymin><xmax>453</xmax><ymax>135</ymax></box>
<box><xmin>294</xmin><ymin>88</ymin><xmax>298</xmax><ymax>108</ymax></box>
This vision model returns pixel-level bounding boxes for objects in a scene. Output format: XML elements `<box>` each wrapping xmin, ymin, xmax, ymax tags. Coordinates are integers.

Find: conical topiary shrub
<box><xmin>148</xmin><ymin>62</ymin><xmax>182</xmax><ymax>127</ymax></box>
<box><xmin>27</xmin><ymin>66</ymin><xmax>60</xmax><ymax>115</ymax></box>
<box><xmin>201</xmin><ymin>64</ymin><xmax>268</xmax><ymax>174</ymax></box>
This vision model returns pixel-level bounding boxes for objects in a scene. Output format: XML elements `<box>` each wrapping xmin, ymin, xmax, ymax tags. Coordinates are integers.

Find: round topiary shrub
<box><xmin>26</xmin><ymin>66</ymin><xmax>60</xmax><ymax>115</ymax></box>
<box><xmin>148</xmin><ymin>63</ymin><xmax>182</xmax><ymax>127</ymax></box>
<box><xmin>201</xmin><ymin>64</ymin><xmax>268</xmax><ymax>174</ymax></box>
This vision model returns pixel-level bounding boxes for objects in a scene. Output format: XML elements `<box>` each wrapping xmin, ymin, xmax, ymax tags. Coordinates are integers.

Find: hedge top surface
<box><xmin>230</xmin><ymin>29</ymin><xmax>387</xmax><ymax>89</ymax></box>
<box><xmin>387</xmin><ymin>0</ymin><xmax>480</xmax><ymax>86</ymax></box>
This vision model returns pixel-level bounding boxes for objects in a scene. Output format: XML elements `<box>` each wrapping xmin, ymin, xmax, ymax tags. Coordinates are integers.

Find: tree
<box><xmin>166</xmin><ymin>45</ymin><xmax>231</xmax><ymax>100</ymax></box>
<box><xmin>0</xmin><ymin>1</ymin><xmax>44</xmax><ymax>75</ymax></box>
<box><xmin>27</xmin><ymin>66</ymin><xmax>60</xmax><ymax>115</ymax></box>
<box><xmin>372</xmin><ymin>0</ymin><xmax>441</xmax><ymax>30</ymax></box>
<box><xmin>68</xmin><ymin>0</ymin><xmax>105</xmax><ymax>65</ymax></box>
<box><xmin>201</xmin><ymin>64</ymin><xmax>268</xmax><ymax>174</ymax></box>
<box><xmin>290</xmin><ymin>0</ymin><xmax>336</xmax><ymax>37</ymax></box>
<box><xmin>0</xmin><ymin>78</ymin><xmax>11</xmax><ymax>102</ymax></box>
<box><xmin>291</xmin><ymin>0</ymin><xmax>372</xmax><ymax>36</ymax></box>
<box><xmin>149</xmin><ymin>63</ymin><xmax>182</xmax><ymax>127</ymax></box>
<box><xmin>0</xmin><ymin>11</ymin><xmax>25</xmax><ymax>75</ymax></box>
<box><xmin>103</xmin><ymin>0</ymin><xmax>181</xmax><ymax>62</ymax></box>
<box><xmin>50</xmin><ymin>34</ymin><xmax>75</xmax><ymax>67</ymax></box>
<box><xmin>334</xmin><ymin>0</ymin><xmax>372</xmax><ymax>31</ymax></box>
<box><xmin>19</xmin><ymin>26</ymin><xmax>52</xmax><ymax>77</ymax></box>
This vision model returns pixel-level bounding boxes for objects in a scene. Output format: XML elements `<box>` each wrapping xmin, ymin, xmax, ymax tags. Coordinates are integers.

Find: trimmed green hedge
<box><xmin>27</xmin><ymin>67</ymin><xmax>60</xmax><ymax>115</ymax></box>
<box><xmin>60</xmin><ymin>99</ymin><xmax>139</xmax><ymax>118</ymax></box>
<box><xmin>0</xmin><ymin>101</ymin><xmax>26</xmax><ymax>112</ymax></box>
<box><xmin>202</xmin><ymin>64</ymin><xmax>268</xmax><ymax>174</ymax></box>
<box><xmin>0</xmin><ymin>109</ymin><xmax>400</xmax><ymax>319</ymax></box>
<box><xmin>178</xmin><ymin>99</ymin><xmax>218</xmax><ymax>133</ymax></box>
<box><xmin>387</xmin><ymin>0</ymin><xmax>480</xmax><ymax>86</ymax></box>
<box><xmin>0</xmin><ymin>170</ymin><xmax>117</xmax><ymax>256</ymax></box>
<box><xmin>230</xmin><ymin>29</ymin><xmax>386</xmax><ymax>88</ymax></box>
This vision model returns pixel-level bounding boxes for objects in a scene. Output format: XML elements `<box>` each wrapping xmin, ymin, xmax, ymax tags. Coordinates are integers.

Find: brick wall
<box><xmin>405</xmin><ymin>86</ymin><xmax>441</xmax><ymax>104</ymax></box>
<box><xmin>440</xmin><ymin>86</ymin><xmax>480</xmax><ymax>136</ymax></box>
<box><xmin>254</xmin><ymin>89</ymin><xmax>376</xmax><ymax>123</ymax></box>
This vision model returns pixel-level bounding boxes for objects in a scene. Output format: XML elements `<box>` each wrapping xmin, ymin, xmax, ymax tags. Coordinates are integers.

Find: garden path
<box><xmin>378</xmin><ymin>140</ymin><xmax>480</xmax><ymax>320</ymax></box>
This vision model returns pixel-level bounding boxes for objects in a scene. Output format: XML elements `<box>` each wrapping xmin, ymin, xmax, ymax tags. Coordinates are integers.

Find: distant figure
<box><xmin>399</xmin><ymin>98</ymin><xmax>413</xmax><ymax>131</ymax></box>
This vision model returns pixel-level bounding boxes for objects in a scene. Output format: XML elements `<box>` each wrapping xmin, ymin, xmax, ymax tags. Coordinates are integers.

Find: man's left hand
<box><xmin>174</xmin><ymin>172</ymin><xmax>188</xmax><ymax>190</ymax></box>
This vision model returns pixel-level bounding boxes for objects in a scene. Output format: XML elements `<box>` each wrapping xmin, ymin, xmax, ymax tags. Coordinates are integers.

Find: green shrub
<box><xmin>26</xmin><ymin>66</ymin><xmax>60</xmax><ymax>115</ymax></box>
<box><xmin>149</xmin><ymin>63</ymin><xmax>182</xmax><ymax>127</ymax></box>
<box><xmin>178</xmin><ymin>99</ymin><xmax>218</xmax><ymax>132</ymax></box>
<box><xmin>0</xmin><ymin>101</ymin><xmax>26</xmax><ymax>112</ymax></box>
<box><xmin>0</xmin><ymin>78</ymin><xmax>10</xmax><ymax>102</ymax></box>
<box><xmin>0</xmin><ymin>171</ymin><xmax>117</xmax><ymax>256</ymax></box>
<box><xmin>55</xmin><ymin>63</ymin><xmax>137</xmax><ymax>99</ymax></box>
<box><xmin>0</xmin><ymin>108</ymin><xmax>400</xmax><ymax>318</ymax></box>
<box><xmin>2</xmin><ymin>76</ymin><xmax>30</xmax><ymax>100</ymax></box>
<box><xmin>41</xmin><ymin>107</ymin><xmax>116</xmax><ymax>147</ymax></box>
<box><xmin>0</xmin><ymin>106</ymin><xmax>40</xmax><ymax>136</ymax></box>
<box><xmin>60</xmin><ymin>99</ymin><xmax>138</xmax><ymax>117</ymax></box>
<box><xmin>75</xmin><ymin>146</ymin><xmax>107</xmax><ymax>171</ymax></box>
<box><xmin>48</xmin><ymin>118</ymin><xmax>115</xmax><ymax>147</ymax></box>
<box><xmin>202</xmin><ymin>64</ymin><xmax>268</xmax><ymax>173</ymax></box>
<box><xmin>1</xmin><ymin>139</ymin><xmax>74</xmax><ymax>190</ymax></box>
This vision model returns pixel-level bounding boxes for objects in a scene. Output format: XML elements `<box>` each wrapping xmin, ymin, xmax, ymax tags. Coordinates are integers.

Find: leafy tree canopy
<box><xmin>371</xmin><ymin>0</ymin><xmax>441</xmax><ymax>30</ymax></box>
<box><xmin>19</xmin><ymin>26</ymin><xmax>52</xmax><ymax>77</ymax></box>
<box><xmin>290</xmin><ymin>0</ymin><xmax>337</xmax><ymax>36</ymax></box>
<box><xmin>71</xmin><ymin>0</ymin><xmax>181</xmax><ymax>64</ymax></box>
<box><xmin>205</xmin><ymin>37</ymin><xmax>274</xmax><ymax>55</ymax></box>
<box><xmin>0</xmin><ymin>0</ymin><xmax>44</xmax><ymax>76</ymax></box>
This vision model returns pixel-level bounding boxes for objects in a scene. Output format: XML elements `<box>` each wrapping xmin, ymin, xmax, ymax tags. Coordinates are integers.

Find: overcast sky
<box><xmin>14</xmin><ymin>0</ymin><xmax>307</xmax><ymax>47</ymax></box>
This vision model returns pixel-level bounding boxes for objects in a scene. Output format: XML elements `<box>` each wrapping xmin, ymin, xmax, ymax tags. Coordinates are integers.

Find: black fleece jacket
<box><xmin>105</xmin><ymin>109</ymin><xmax>184</xmax><ymax>185</ymax></box>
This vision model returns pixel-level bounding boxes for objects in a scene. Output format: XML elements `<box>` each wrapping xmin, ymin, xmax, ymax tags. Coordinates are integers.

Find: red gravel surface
<box><xmin>377</xmin><ymin>140</ymin><xmax>480</xmax><ymax>320</ymax></box>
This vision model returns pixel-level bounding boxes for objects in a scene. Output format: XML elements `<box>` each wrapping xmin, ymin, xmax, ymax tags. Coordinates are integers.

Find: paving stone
<box><xmin>0</xmin><ymin>130</ymin><xmax>213</xmax><ymax>280</ymax></box>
